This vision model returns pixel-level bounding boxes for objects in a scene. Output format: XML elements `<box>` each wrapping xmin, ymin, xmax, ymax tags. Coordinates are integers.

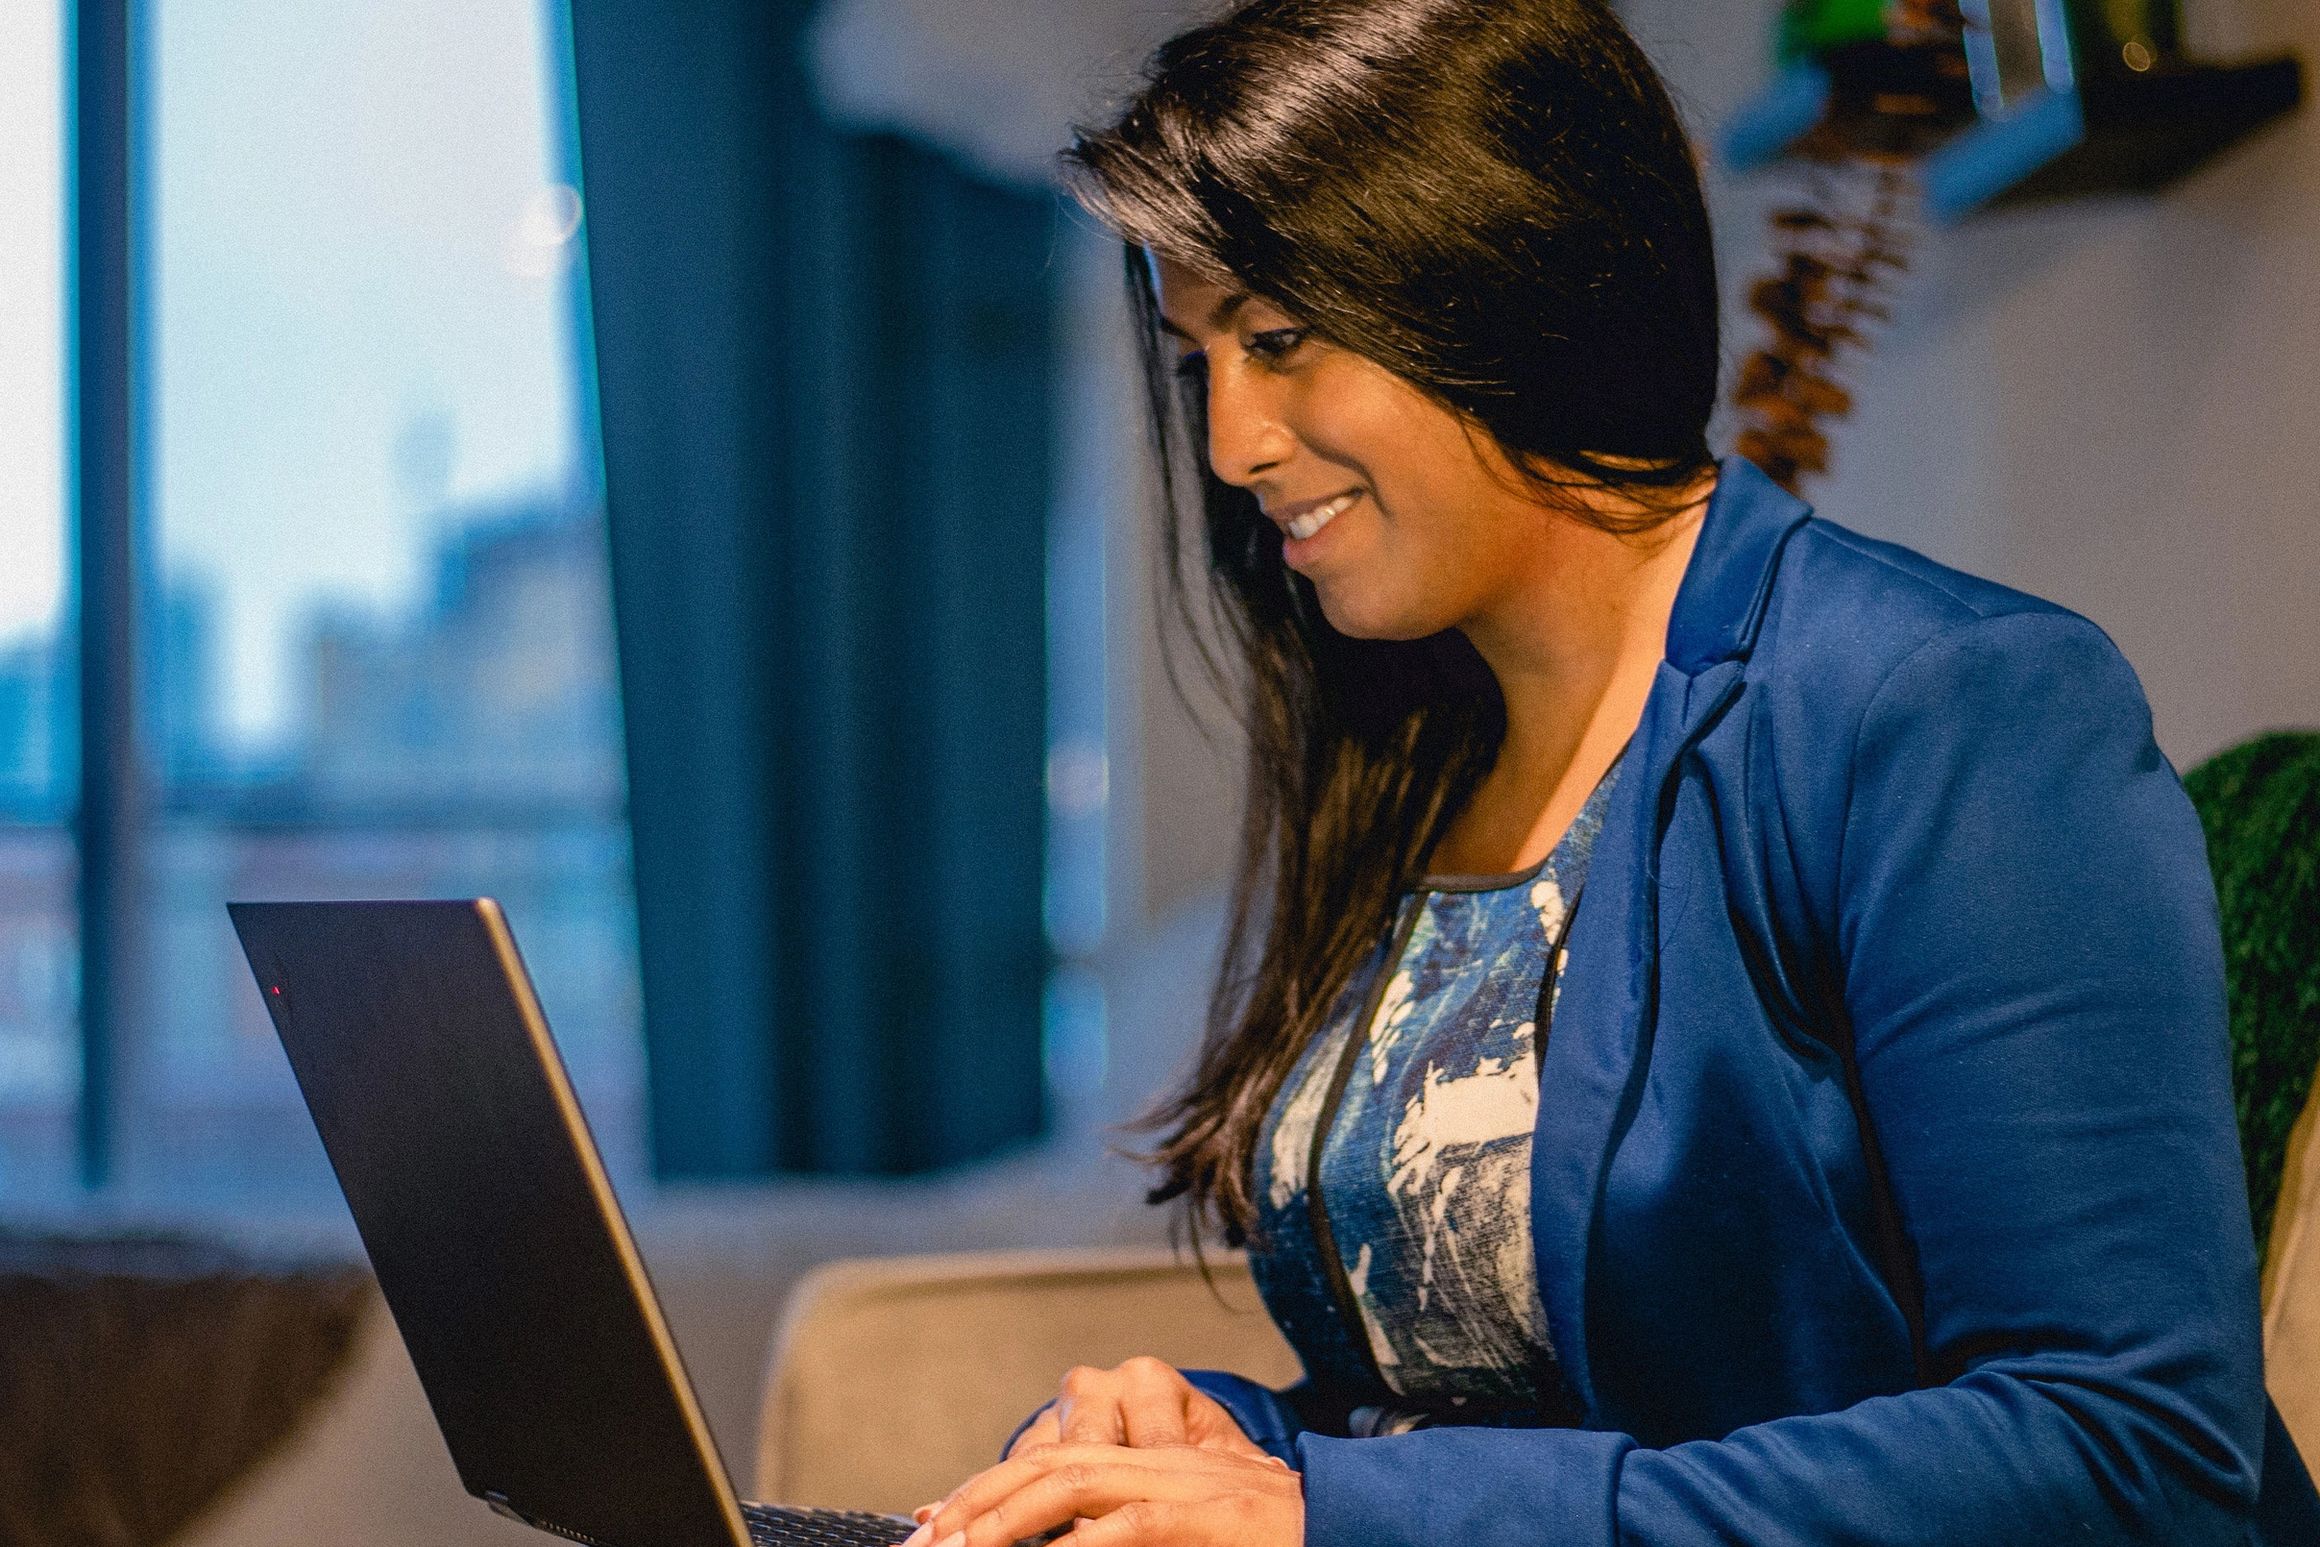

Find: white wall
<box><xmin>1632</xmin><ymin>0</ymin><xmax>2319</xmax><ymax>771</ymax></box>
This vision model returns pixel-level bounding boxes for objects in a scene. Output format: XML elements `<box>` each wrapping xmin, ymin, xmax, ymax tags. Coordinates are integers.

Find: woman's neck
<box><xmin>1428</xmin><ymin>471</ymin><xmax>1714</xmax><ymax>876</ymax></box>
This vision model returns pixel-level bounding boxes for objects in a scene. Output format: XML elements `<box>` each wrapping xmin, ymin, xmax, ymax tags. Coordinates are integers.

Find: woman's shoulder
<box><xmin>1728</xmin><ymin>511</ymin><xmax>2198</xmax><ymax>980</ymax></box>
<box><xmin>1750</xmin><ymin>512</ymin><xmax>2152</xmax><ymax>736</ymax></box>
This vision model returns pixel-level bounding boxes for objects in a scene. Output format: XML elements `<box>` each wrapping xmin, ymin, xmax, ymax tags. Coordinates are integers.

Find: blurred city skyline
<box><xmin>0</xmin><ymin>480</ymin><xmax>623</xmax><ymax>814</ymax></box>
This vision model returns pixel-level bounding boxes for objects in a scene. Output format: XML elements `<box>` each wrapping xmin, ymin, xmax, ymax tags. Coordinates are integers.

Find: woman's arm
<box><xmin>1294</xmin><ymin>610</ymin><xmax>2268</xmax><ymax>1546</ymax></box>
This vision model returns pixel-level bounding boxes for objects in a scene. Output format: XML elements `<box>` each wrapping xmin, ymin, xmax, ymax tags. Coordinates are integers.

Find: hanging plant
<box><xmin>1732</xmin><ymin>0</ymin><xmax>1971</xmax><ymax>494</ymax></box>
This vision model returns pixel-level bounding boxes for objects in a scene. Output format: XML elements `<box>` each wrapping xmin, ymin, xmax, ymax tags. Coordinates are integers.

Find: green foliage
<box><xmin>2183</xmin><ymin>731</ymin><xmax>2320</xmax><ymax>1260</ymax></box>
<box><xmin>1775</xmin><ymin>0</ymin><xmax>1890</xmax><ymax>64</ymax></box>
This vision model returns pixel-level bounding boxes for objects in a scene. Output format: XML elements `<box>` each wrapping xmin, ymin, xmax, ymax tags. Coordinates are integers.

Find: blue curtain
<box><xmin>568</xmin><ymin>0</ymin><xmax>1054</xmax><ymax>1175</ymax></box>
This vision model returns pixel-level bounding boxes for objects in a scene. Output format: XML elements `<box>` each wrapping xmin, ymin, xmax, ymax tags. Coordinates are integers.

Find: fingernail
<box><xmin>899</xmin><ymin>1526</ymin><xmax>930</xmax><ymax>1547</ymax></box>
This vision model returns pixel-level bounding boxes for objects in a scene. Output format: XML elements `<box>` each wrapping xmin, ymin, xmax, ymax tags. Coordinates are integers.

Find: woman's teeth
<box><xmin>1287</xmin><ymin>491</ymin><xmax>1358</xmax><ymax>541</ymax></box>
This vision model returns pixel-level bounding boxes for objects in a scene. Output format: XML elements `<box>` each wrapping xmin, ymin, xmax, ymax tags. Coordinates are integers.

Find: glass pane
<box><xmin>140</xmin><ymin>0</ymin><xmax>641</xmax><ymax>1198</ymax></box>
<box><xmin>141</xmin><ymin>823</ymin><xmax>643</xmax><ymax>1191</ymax></box>
<box><xmin>0</xmin><ymin>0</ymin><xmax>78</xmax><ymax>1196</ymax></box>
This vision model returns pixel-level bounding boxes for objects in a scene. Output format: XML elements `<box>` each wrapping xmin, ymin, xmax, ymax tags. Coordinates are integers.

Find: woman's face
<box><xmin>1152</xmin><ymin>254</ymin><xmax>1553</xmax><ymax>641</ymax></box>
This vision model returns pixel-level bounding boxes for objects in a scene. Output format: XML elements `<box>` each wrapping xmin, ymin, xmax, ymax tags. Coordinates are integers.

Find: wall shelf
<box><xmin>1720</xmin><ymin>22</ymin><xmax>2304</xmax><ymax>221</ymax></box>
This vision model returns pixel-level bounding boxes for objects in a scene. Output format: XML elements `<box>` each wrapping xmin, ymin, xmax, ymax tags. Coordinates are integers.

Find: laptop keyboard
<box><xmin>741</xmin><ymin>1501</ymin><xmax>920</xmax><ymax>1546</ymax></box>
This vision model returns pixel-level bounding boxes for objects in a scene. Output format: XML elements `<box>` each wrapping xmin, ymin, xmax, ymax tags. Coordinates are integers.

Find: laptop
<box><xmin>229</xmin><ymin>898</ymin><xmax>920</xmax><ymax>1547</ymax></box>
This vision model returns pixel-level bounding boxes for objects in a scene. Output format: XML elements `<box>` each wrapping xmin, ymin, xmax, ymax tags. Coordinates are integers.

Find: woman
<box><xmin>904</xmin><ymin>1</ymin><xmax>2308</xmax><ymax>1543</ymax></box>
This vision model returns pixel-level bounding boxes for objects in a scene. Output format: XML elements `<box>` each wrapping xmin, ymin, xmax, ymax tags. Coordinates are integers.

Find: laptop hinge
<box><xmin>482</xmin><ymin>1491</ymin><xmax>621</xmax><ymax>1547</ymax></box>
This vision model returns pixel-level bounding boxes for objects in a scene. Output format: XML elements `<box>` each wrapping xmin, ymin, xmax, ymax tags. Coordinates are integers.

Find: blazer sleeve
<box><xmin>1294</xmin><ymin>610</ymin><xmax>2268</xmax><ymax>1546</ymax></box>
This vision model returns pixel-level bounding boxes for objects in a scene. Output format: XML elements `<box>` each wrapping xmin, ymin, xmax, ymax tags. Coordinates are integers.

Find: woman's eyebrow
<box><xmin>1157</xmin><ymin>291</ymin><xmax>1252</xmax><ymax>342</ymax></box>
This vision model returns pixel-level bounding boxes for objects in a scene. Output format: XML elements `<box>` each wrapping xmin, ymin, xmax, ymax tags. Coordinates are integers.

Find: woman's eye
<box><xmin>1245</xmin><ymin>327</ymin><xmax>1308</xmax><ymax>364</ymax></box>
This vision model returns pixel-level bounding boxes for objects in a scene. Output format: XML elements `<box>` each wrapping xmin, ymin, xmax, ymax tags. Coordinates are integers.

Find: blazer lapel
<box><xmin>1528</xmin><ymin>456</ymin><xmax>1810</xmax><ymax>1418</ymax></box>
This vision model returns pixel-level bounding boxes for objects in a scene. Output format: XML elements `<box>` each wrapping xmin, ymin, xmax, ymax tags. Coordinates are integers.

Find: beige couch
<box><xmin>756</xmin><ymin>1246</ymin><xmax>1301</xmax><ymax>1513</ymax></box>
<box><xmin>2266</xmin><ymin>1077</ymin><xmax>2320</xmax><ymax>1468</ymax></box>
<box><xmin>760</xmin><ymin>1102</ymin><xmax>2320</xmax><ymax>1514</ymax></box>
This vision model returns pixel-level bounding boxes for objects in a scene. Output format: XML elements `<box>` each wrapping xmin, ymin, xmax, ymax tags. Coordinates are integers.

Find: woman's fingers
<box><xmin>1113</xmin><ymin>1357</ymin><xmax>1194</xmax><ymax>1449</ymax></box>
<box><xmin>908</xmin><ymin>1443</ymin><xmax>1299</xmax><ymax>1547</ymax></box>
<box><xmin>916</xmin><ymin>1444</ymin><xmax>1172</xmax><ymax>1544</ymax></box>
<box><xmin>1183</xmin><ymin>1390</ymin><xmax>1270</xmax><ymax>1460</ymax></box>
<box><xmin>1002</xmin><ymin>1407</ymin><xmax>1063</xmax><ymax>1460</ymax></box>
<box><xmin>929</xmin><ymin>1358</ymin><xmax>1286</xmax><ymax>1543</ymax></box>
<box><xmin>1054</xmin><ymin>1363</ymin><xmax>1130</xmax><ymax>1445</ymax></box>
<box><xmin>951</xmin><ymin>1454</ymin><xmax>1145</xmax><ymax>1547</ymax></box>
<box><xmin>1054</xmin><ymin>1356</ymin><xmax>1197</xmax><ymax>1448</ymax></box>
<box><xmin>1064</xmin><ymin>1487</ymin><xmax>1299</xmax><ymax>1547</ymax></box>
<box><xmin>1047</xmin><ymin>1355</ymin><xmax>1266</xmax><ymax>1456</ymax></box>
<box><xmin>906</xmin><ymin>1446</ymin><xmax>1118</xmax><ymax>1547</ymax></box>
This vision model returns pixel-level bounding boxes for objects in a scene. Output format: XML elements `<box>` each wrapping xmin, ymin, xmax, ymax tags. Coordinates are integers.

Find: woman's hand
<box><xmin>902</xmin><ymin>1441</ymin><xmax>1301</xmax><ymax>1547</ymax></box>
<box><xmin>1003</xmin><ymin>1356</ymin><xmax>1270</xmax><ymax>1461</ymax></box>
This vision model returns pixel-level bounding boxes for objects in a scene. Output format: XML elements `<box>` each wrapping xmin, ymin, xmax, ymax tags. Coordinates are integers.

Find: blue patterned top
<box><xmin>1248</xmin><ymin>748</ymin><xmax>1624</xmax><ymax>1430</ymax></box>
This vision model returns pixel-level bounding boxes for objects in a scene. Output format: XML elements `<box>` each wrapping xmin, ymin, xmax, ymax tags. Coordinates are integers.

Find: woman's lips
<box><xmin>1278</xmin><ymin>490</ymin><xmax>1363</xmax><ymax>571</ymax></box>
<box><xmin>1280</xmin><ymin>489</ymin><xmax>1360</xmax><ymax>541</ymax></box>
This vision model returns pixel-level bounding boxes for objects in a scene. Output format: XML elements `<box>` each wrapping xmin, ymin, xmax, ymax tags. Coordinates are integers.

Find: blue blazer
<box><xmin>1159</xmin><ymin>456</ymin><xmax>2317</xmax><ymax>1543</ymax></box>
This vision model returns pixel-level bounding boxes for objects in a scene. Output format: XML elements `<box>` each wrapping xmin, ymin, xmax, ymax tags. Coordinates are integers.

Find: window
<box><xmin>0</xmin><ymin>0</ymin><xmax>76</xmax><ymax>1194</ymax></box>
<box><xmin>35</xmin><ymin>0</ymin><xmax>645</xmax><ymax>1200</ymax></box>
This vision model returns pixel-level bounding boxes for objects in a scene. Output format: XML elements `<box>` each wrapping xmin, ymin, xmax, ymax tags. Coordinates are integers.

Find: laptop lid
<box><xmin>230</xmin><ymin>898</ymin><xmax>752</xmax><ymax>1547</ymax></box>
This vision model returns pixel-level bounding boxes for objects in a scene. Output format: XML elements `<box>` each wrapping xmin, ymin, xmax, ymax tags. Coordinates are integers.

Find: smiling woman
<box><xmin>1146</xmin><ymin>257</ymin><xmax>1714</xmax><ymax>650</ymax></box>
<box><xmin>1071</xmin><ymin>0</ymin><xmax>1724</xmax><ymax>1267</ymax></box>
<box><xmin>896</xmin><ymin>1</ymin><xmax>2310</xmax><ymax>1546</ymax></box>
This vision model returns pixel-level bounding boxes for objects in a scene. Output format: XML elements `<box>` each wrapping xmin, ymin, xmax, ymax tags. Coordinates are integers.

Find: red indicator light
<box><xmin>270</xmin><ymin>985</ymin><xmax>282</xmax><ymax>996</ymax></box>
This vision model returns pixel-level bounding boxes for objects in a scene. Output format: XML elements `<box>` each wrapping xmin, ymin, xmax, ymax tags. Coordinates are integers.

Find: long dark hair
<box><xmin>1063</xmin><ymin>0</ymin><xmax>1723</xmax><ymax>1248</ymax></box>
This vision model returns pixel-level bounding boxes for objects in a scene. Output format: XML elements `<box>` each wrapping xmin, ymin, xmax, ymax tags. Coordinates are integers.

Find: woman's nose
<box><xmin>1205</xmin><ymin>370</ymin><xmax>1292</xmax><ymax>488</ymax></box>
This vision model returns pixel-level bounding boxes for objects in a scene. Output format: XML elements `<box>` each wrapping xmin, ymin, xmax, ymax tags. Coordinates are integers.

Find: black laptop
<box><xmin>230</xmin><ymin>898</ymin><xmax>918</xmax><ymax>1547</ymax></box>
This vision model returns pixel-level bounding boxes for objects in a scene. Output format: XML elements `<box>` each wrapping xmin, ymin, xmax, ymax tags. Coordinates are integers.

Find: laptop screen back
<box><xmin>231</xmin><ymin>899</ymin><xmax>749</xmax><ymax>1547</ymax></box>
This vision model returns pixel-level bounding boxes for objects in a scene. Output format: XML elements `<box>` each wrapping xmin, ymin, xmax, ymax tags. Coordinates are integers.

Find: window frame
<box><xmin>73</xmin><ymin>0</ymin><xmax>143</xmax><ymax>1186</ymax></box>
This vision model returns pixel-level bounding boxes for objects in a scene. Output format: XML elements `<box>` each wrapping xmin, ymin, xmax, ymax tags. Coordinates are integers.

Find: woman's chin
<box><xmin>1312</xmin><ymin>584</ymin><xmax>1446</xmax><ymax>644</ymax></box>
